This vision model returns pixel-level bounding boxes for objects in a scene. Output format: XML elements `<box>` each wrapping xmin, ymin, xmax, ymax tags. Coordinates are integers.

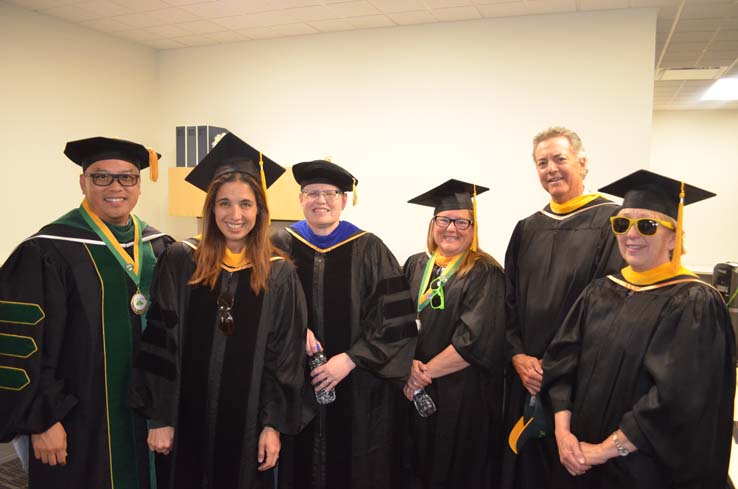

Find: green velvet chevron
<box><xmin>0</xmin><ymin>301</ymin><xmax>45</xmax><ymax>326</ymax></box>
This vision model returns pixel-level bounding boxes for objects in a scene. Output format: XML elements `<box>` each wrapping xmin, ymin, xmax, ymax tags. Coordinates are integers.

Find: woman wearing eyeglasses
<box><xmin>129</xmin><ymin>133</ymin><xmax>308</xmax><ymax>489</ymax></box>
<box><xmin>402</xmin><ymin>179</ymin><xmax>506</xmax><ymax>489</ymax></box>
<box><xmin>542</xmin><ymin>170</ymin><xmax>735</xmax><ymax>489</ymax></box>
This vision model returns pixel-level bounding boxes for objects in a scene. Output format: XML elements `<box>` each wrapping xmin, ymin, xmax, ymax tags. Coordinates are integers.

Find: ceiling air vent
<box><xmin>655</xmin><ymin>67</ymin><xmax>728</xmax><ymax>81</ymax></box>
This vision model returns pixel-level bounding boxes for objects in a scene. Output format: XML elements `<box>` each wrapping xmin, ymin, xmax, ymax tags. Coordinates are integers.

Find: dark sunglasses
<box><xmin>217</xmin><ymin>294</ymin><xmax>234</xmax><ymax>336</ymax></box>
<box><xmin>610</xmin><ymin>216</ymin><xmax>676</xmax><ymax>236</ymax></box>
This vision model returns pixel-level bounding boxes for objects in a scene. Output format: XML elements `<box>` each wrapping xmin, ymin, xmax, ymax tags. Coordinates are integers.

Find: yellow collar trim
<box><xmin>180</xmin><ymin>236</ymin><xmax>283</xmax><ymax>272</ymax></box>
<box><xmin>549</xmin><ymin>193</ymin><xmax>601</xmax><ymax>215</ymax></box>
<box><xmin>538</xmin><ymin>202</ymin><xmax>617</xmax><ymax>221</ymax></box>
<box><xmin>621</xmin><ymin>261</ymin><xmax>697</xmax><ymax>286</ymax></box>
<box><xmin>435</xmin><ymin>252</ymin><xmax>464</xmax><ymax>268</ymax></box>
<box><xmin>286</xmin><ymin>227</ymin><xmax>367</xmax><ymax>253</ymax></box>
<box><xmin>607</xmin><ymin>275</ymin><xmax>706</xmax><ymax>292</ymax></box>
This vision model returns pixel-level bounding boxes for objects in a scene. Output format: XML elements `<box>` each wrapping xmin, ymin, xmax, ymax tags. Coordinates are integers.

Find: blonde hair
<box><xmin>532</xmin><ymin>126</ymin><xmax>588</xmax><ymax>179</ymax></box>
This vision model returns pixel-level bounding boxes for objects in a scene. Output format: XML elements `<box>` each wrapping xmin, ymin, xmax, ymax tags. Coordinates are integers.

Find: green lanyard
<box><xmin>416</xmin><ymin>251</ymin><xmax>464</xmax><ymax>315</ymax></box>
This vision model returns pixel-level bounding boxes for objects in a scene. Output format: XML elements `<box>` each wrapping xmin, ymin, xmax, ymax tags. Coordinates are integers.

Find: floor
<box><xmin>0</xmin><ymin>444</ymin><xmax>25</xmax><ymax>489</ymax></box>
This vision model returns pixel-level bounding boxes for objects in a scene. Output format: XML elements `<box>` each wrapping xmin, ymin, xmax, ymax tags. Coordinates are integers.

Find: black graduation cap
<box><xmin>65</xmin><ymin>136</ymin><xmax>160</xmax><ymax>180</ymax></box>
<box><xmin>407</xmin><ymin>179</ymin><xmax>489</xmax><ymax>214</ymax></box>
<box><xmin>185</xmin><ymin>132</ymin><xmax>285</xmax><ymax>192</ymax></box>
<box><xmin>291</xmin><ymin>160</ymin><xmax>357</xmax><ymax>192</ymax></box>
<box><xmin>598</xmin><ymin>169</ymin><xmax>715</xmax><ymax>219</ymax></box>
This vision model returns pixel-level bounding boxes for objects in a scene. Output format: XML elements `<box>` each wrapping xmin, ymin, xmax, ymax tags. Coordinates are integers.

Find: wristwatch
<box><xmin>613</xmin><ymin>433</ymin><xmax>629</xmax><ymax>457</ymax></box>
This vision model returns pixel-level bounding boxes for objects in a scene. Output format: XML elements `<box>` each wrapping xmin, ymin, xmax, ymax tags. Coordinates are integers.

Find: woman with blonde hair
<box><xmin>403</xmin><ymin>179</ymin><xmax>506</xmax><ymax>488</ymax></box>
<box><xmin>129</xmin><ymin>133</ymin><xmax>308</xmax><ymax>489</ymax></box>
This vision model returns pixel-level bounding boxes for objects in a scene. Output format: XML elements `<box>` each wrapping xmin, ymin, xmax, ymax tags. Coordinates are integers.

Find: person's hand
<box><xmin>305</xmin><ymin>328</ymin><xmax>320</xmax><ymax>357</ymax></box>
<box><xmin>257</xmin><ymin>426</ymin><xmax>280</xmax><ymax>471</ymax></box>
<box><xmin>311</xmin><ymin>352</ymin><xmax>355</xmax><ymax>392</ymax></box>
<box><xmin>511</xmin><ymin>354</ymin><xmax>543</xmax><ymax>395</ymax></box>
<box><xmin>148</xmin><ymin>426</ymin><xmax>175</xmax><ymax>455</ymax></box>
<box><xmin>407</xmin><ymin>360</ymin><xmax>432</xmax><ymax>391</ymax></box>
<box><xmin>403</xmin><ymin>383</ymin><xmax>415</xmax><ymax>401</ymax></box>
<box><xmin>555</xmin><ymin>429</ymin><xmax>590</xmax><ymax>476</ymax></box>
<box><xmin>31</xmin><ymin>421</ymin><xmax>67</xmax><ymax>466</ymax></box>
<box><xmin>580</xmin><ymin>441</ymin><xmax>611</xmax><ymax>466</ymax></box>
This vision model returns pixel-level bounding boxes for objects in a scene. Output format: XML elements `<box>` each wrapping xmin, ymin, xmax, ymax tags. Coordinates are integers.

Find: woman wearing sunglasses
<box><xmin>129</xmin><ymin>133</ymin><xmax>308</xmax><ymax>489</ymax></box>
<box><xmin>402</xmin><ymin>179</ymin><xmax>506</xmax><ymax>488</ymax></box>
<box><xmin>542</xmin><ymin>169</ymin><xmax>735</xmax><ymax>489</ymax></box>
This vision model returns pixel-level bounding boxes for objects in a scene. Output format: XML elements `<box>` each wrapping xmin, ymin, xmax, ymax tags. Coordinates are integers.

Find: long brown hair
<box><xmin>425</xmin><ymin>212</ymin><xmax>502</xmax><ymax>277</ymax></box>
<box><xmin>189</xmin><ymin>171</ymin><xmax>277</xmax><ymax>293</ymax></box>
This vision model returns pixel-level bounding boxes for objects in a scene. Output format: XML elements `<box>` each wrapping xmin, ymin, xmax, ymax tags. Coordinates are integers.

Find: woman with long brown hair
<box><xmin>129</xmin><ymin>133</ymin><xmax>308</xmax><ymax>489</ymax></box>
<box><xmin>402</xmin><ymin>179</ymin><xmax>506</xmax><ymax>488</ymax></box>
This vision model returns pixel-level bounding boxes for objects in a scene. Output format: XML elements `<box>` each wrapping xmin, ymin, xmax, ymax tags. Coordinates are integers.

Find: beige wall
<box><xmin>0</xmin><ymin>3</ymin><xmax>159</xmax><ymax>261</ymax></box>
<box><xmin>151</xmin><ymin>8</ymin><xmax>657</xmax><ymax>263</ymax></box>
<box><xmin>651</xmin><ymin>110</ymin><xmax>738</xmax><ymax>271</ymax></box>
<box><xmin>0</xmin><ymin>4</ymin><xmax>658</xmax><ymax>264</ymax></box>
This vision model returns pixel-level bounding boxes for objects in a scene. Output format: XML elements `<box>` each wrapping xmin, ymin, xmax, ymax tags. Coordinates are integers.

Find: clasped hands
<box><xmin>555</xmin><ymin>430</ymin><xmax>617</xmax><ymax>476</ymax></box>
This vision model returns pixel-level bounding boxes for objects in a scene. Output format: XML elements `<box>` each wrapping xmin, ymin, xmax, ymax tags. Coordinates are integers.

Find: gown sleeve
<box><xmin>541</xmin><ymin>286</ymin><xmax>592</xmax><ymax>414</ymax></box>
<box><xmin>0</xmin><ymin>240</ymin><xmax>78</xmax><ymax>440</ymax></box>
<box><xmin>128</xmin><ymin>243</ymin><xmax>191</xmax><ymax>426</ymax></box>
<box><xmin>258</xmin><ymin>261</ymin><xmax>309</xmax><ymax>435</ymax></box>
<box><xmin>451</xmin><ymin>262</ymin><xmax>506</xmax><ymax>371</ymax></box>
<box><xmin>345</xmin><ymin>236</ymin><xmax>417</xmax><ymax>381</ymax></box>
<box><xmin>618</xmin><ymin>285</ymin><xmax>735</xmax><ymax>480</ymax></box>
<box><xmin>591</xmin><ymin>206</ymin><xmax>624</xmax><ymax>279</ymax></box>
<box><xmin>504</xmin><ymin>221</ymin><xmax>526</xmax><ymax>361</ymax></box>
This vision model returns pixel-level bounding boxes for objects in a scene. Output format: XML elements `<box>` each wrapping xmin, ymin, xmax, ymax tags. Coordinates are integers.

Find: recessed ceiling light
<box><xmin>701</xmin><ymin>78</ymin><xmax>738</xmax><ymax>101</ymax></box>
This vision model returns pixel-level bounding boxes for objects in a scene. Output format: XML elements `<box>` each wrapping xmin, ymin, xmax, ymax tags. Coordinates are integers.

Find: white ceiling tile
<box><xmin>81</xmin><ymin>17</ymin><xmax>134</xmax><ymax>32</ymax></box>
<box><xmin>110</xmin><ymin>0</ymin><xmax>172</xmax><ymax>12</ymax></box>
<box><xmin>677</xmin><ymin>18</ymin><xmax>724</xmax><ymax>31</ymax></box>
<box><xmin>143</xmin><ymin>23</ymin><xmax>194</xmax><ymax>38</ymax></box>
<box><xmin>432</xmin><ymin>5</ymin><xmax>482</xmax><ymax>21</ymax></box>
<box><xmin>212</xmin><ymin>11</ymin><xmax>290</xmax><ymax>29</ymax></box>
<box><xmin>74</xmin><ymin>1</ymin><xmax>132</xmax><ymax>16</ymax></box>
<box><xmin>203</xmin><ymin>30</ymin><xmax>248</xmax><ymax>42</ymax></box>
<box><xmin>310</xmin><ymin>18</ymin><xmax>356</xmax><ymax>31</ymax></box>
<box><xmin>4</xmin><ymin>0</ymin><xmax>85</xmax><ymax>11</ymax></box>
<box><xmin>579</xmin><ymin>0</ymin><xmax>629</xmax><ymax>10</ymax></box>
<box><xmin>175</xmin><ymin>19</ymin><xmax>229</xmax><ymax>34</ymax></box>
<box><xmin>717</xmin><ymin>30</ymin><xmax>738</xmax><ymax>41</ymax></box>
<box><xmin>285</xmin><ymin>5</ymin><xmax>335</xmax><ymax>22</ymax></box>
<box><xmin>328</xmin><ymin>1</ymin><xmax>380</xmax><ymax>17</ymax></box>
<box><xmin>114</xmin><ymin>28</ymin><xmax>160</xmax><ymax>41</ymax></box>
<box><xmin>180</xmin><ymin>0</ymin><xmax>270</xmax><ymax>18</ymax></box>
<box><xmin>680</xmin><ymin>2</ymin><xmax>738</xmax><ymax>19</ymax></box>
<box><xmin>477</xmin><ymin>2</ymin><xmax>528</xmax><ymax>17</ymax></box>
<box><xmin>239</xmin><ymin>22</ymin><xmax>318</xmax><ymax>38</ymax></box>
<box><xmin>526</xmin><ymin>0</ymin><xmax>576</xmax><ymax>15</ymax></box>
<box><xmin>150</xmin><ymin>6</ymin><xmax>202</xmax><ymax>22</ymax></box>
<box><xmin>160</xmin><ymin>0</ymin><xmax>218</xmax><ymax>5</ymax></box>
<box><xmin>388</xmin><ymin>9</ymin><xmax>436</xmax><ymax>24</ymax></box>
<box><xmin>671</xmin><ymin>30</ymin><xmax>716</xmax><ymax>42</ymax></box>
<box><xmin>41</xmin><ymin>4</ymin><xmax>108</xmax><ymax>21</ymax></box>
<box><xmin>348</xmin><ymin>14</ymin><xmax>395</xmax><ymax>27</ymax></box>
<box><xmin>173</xmin><ymin>34</ymin><xmax>218</xmax><ymax>45</ymax></box>
<box><xmin>425</xmin><ymin>0</ymin><xmax>473</xmax><ymax>7</ymax></box>
<box><xmin>630</xmin><ymin>0</ymin><xmax>680</xmax><ymax>7</ymax></box>
<box><xmin>268</xmin><ymin>0</ymin><xmax>323</xmax><ymax>7</ymax></box>
<box><xmin>368</xmin><ymin>0</ymin><xmax>427</xmax><ymax>14</ymax></box>
<box><xmin>112</xmin><ymin>12</ymin><xmax>168</xmax><ymax>27</ymax></box>
<box><xmin>140</xmin><ymin>38</ymin><xmax>188</xmax><ymax>49</ymax></box>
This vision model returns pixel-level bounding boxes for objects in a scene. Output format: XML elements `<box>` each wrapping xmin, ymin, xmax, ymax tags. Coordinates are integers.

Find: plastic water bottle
<box><xmin>309</xmin><ymin>345</ymin><xmax>336</xmax><ymax>405</ymax></box>
<box><xmin>413</xmin><ymin>388</ymin><xmax>436</xmax><ymax>417</ymax></box>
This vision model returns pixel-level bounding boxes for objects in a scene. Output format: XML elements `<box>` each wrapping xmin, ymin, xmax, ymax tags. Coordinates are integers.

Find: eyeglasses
<box><xmin>301</xmin><ymin>189</ymin><xmax>342</xmax><ymax>202</ymax></box>
<box><xmin>610</xmin><ymin>216</ymin><xmax>676</xmax><ymax>236</ymax></box>
<box><xmin>429</xmin><ymin>277</ymin><xmax>445</xmax><ymax>310</ymax></box>
<box><xmin>217</xmin><ymin>295</ymin><xmax>234</xmax><ymax>336</ymax></box>
<box><xmin>432</xmin><ymin>216</ymin><xmax>473</xmax><ymax>230</ymax></box>
<box><xmin>85</xmin><ymin>173</ymin><xmax>140</xmax><ymax>187</ymax></box>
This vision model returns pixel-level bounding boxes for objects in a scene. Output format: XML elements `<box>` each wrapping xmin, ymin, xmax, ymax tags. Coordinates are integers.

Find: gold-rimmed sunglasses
<box><xmin>610</xmin><ymin>216</ymin><xmax>675</xmax><ymax>237</ymax></box>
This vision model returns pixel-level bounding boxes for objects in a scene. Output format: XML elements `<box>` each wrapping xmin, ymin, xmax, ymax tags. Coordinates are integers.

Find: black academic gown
<box><xmin>273</xmin><ymin>227</ymin><xmax>417</xmax><ymax>489</ymax></box>
<box><xmin>542</xmin><ymin>274</ymin><xmax>736</xmax><ymax>489</ymax></box>
<box><xmin>502</xmin><ymin>196</ymin><xmax>624</xmax><ymax>489</ymax></box>
<box><xmin>128</xmin><ymin>239</ymin><xmax>308</xmax><ymax>489</ymax></box>
<box><xmin>0</xmin><ymin>209</ymin><xmax>172</xmax><ymax>489</ymax></box>
<box><xmin>403</xmin><ymin>253</ymin><xmax>506</xmax><ymax>489</ymax></box>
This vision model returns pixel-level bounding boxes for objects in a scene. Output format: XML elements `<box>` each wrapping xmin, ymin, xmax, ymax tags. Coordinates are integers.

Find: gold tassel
<box><xmin>259</xmin><ymin>151</ymin><xmax>268</xmax><ymax>205</ymax></box>
<box><xmin>352</xmin><ymin>177</ymin><xmax>358</xmax><ymax>206</ymax></box>
<box><xmin>471</xmin><ymin>184</ymin><xmax>478</xmax><ymax>252</ymax></box>
<box><xmin>147</xmin><ymin>149</ymin><xmax>159</xmax><ymax>182</ymax></box>
<box><xmin>671</xmin><ymin>181</ymin><xmax>685</xmax><ymax>272</ymax></box>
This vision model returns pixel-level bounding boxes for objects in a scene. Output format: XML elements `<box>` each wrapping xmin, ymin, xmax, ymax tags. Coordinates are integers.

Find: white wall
<box><xmin>151</xmin><ymin>8</ymin><xmax>657</xmax><ymax>264</ymax></box>
<box><xmin>651</xmin><ymin>110</ymin><xmax>738</xmax><ymax>271</ymax></box>
<box><xmin>0</xmin><ymin>3</ymin><xmax>159</xmax><ymax>261</ymax></box>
